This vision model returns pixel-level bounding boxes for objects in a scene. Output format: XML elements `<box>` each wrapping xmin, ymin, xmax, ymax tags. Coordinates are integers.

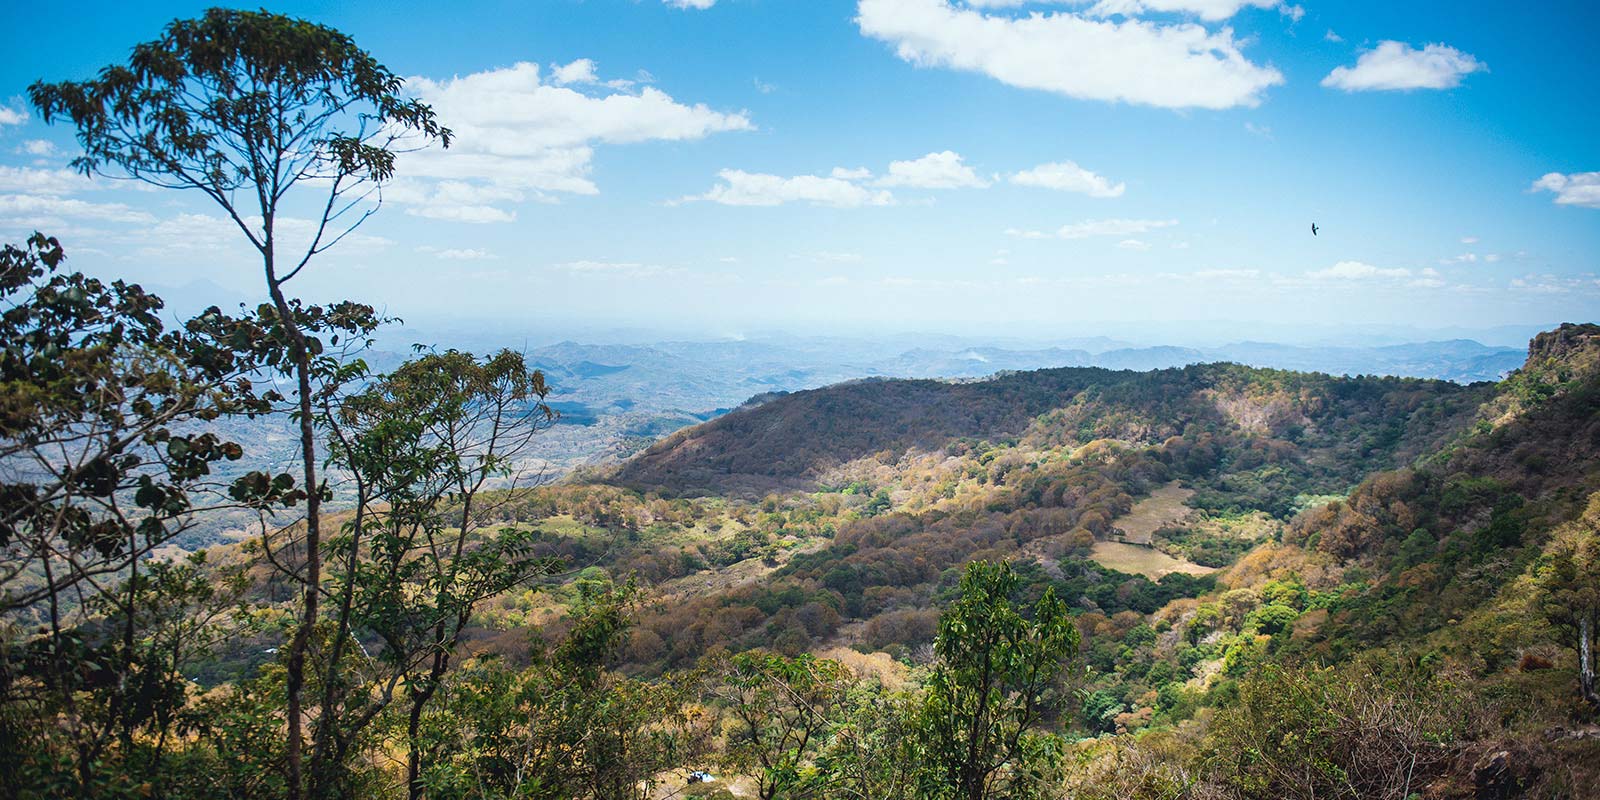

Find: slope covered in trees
<box><xmin>615</xmin><ymin>361</ymin><xmax>1492</xmax><ymax>500</ymax></box>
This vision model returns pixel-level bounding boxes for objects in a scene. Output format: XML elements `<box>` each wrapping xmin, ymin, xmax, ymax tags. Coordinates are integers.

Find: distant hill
<box><xmin>612</xmin><ymin>361</ymin><xmax>1493</xmax><ymax>496</ymax></box>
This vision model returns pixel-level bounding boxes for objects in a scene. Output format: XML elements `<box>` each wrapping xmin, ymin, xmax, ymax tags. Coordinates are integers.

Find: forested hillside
<box><xmin>616</xmin><ymin>362</ymin><xmax>1492</xmax><ymax>497</ymax></box>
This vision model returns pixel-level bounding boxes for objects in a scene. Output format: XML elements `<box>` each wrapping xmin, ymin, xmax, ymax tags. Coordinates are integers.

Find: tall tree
<box><xmin>319</xmin><ymin>349</ymin><xmax>559</xmax><ymax>798</ymax></box>
<box><xmin>917</xmin><ymin>560</ymin><xmax>1078</xmax><ymax>800</ymax></box>
<box><xmin>30</xmin><ymin>11</ymin><xmax>449</xmax><ymax>798</ymax></box>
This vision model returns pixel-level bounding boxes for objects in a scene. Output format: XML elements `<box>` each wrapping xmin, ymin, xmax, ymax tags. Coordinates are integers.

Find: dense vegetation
<box><xmin>3</xmin><ymin>9</ymin><xmax>1598</xmax><ymax>800</ymax></box>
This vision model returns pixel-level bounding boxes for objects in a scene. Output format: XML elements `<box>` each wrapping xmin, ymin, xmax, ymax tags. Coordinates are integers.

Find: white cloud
<box><xmin>876</xmin><ymin>150</ymin><xmax>989</xmax><ymax>188</ymax></box>
<box><xmin>692</xmin><ymin>169</ymin><xmax>895</xmax><ymax>207</ymax></box>
<box><xmin>549</xmin><ymin>59</ymin><xmax>599</xmax><ymax>85</ymax></box>
<box><xmin>1323</xmin><ymin>29</ymin><xmax>1342</xmax><ymax>43</ymax></box>
<box><xmin>401</xmin><ymin>62</ymin><xmax>752</xmax><ymax>219</ymax></box>
<box><xmin>809</xmin><ymin>251</ymin><xmax>866</xmax><ymax>263</ymax></box>
<box><xmin>687</xmin><ymin>150</ymin><xmax>1014</xmax><ymax>208</ymax></box>
<box><xmin>119</xmin><ymin>212</ymin><xmax>389</xmax><ymax>263</ymax></box>
<box><xmin>1243</xmin><ymin>121</ymin><xmax>1273</xmax><ymax>139</ymax></box>
<box><xmin>856</xmin><ymin>0</ymin><xmax>1284</xmax><ymax>109</ymax></box>
<box><xmin>0</xmin><ymin>107</ymin><xmax>26</xmax><ymax>126</ymax></box>
<box><xmin>1460</xmin><ymin>235</ymin><xmax>1478</xmax><ymax>244</ymax></box>
<box><xmin>421</xmin><ymin>246</ymin><xmax>499</xmax><ymax>260</ymax></box>
<box><xmin>1193</xmin><ymin>268</ymin><xmax>1258</xmax><ymax>279</ymax></box>
<box><xmin>1410</xmin><ymin>266</ymin><xmax>1445</xmax><ymax>288</ymax></box>
<box><xmin>964</xmin><ymin>0</ymin><xmax>1294</xmax><ymax>18</ymax></box>
<box><xmin>384</xmin><ymin>179</ymin><xmax>524</xmax><ymax>223</ymax></box>
<box><xmin>1054</xmin><ymin>217</ymin><xmax>1177</xmax><ymax>239</ymax></box>
<box><xmin>554</xmin><ymin>259</ymin><xmax>685</xmax><ymax>278</ymax></box>
<box><xmin>0</xmin><ymin>194</ymin><xmax>155</xmax><ymax>226</ymax></box>
<box><xmin>665</xmin><ymin>0</ymin><xmax>716</xmax><ymax>7</ymax></box>
<box><xmin>1531</xmin><ymin>172</ymin><xmax>1600</xmax><ymax>209</ymax></box>
<box><xmin>17</xmin><ymin>140</ymin><xmax>56</xmax><ymax>157</ymax></box>
<box><xmin>0</xmin><ymin>166</ymin><xmax>94</xmax><ymax>196</ymax></box>
<box><xmin>1304</xmin><ymin>260</ymin><xmax>1410</xmax><ymax>280</ymax></box>
<box><xmin>1321</xmin><ymin>41</ymin><xmax>1486</xmax><ymax>92</ymax></box>
<box><xmin>1084</xmin><ymin>0</ymin><xmax>1282</xmax><ymax>22</ymax></box>
<box><xmin>1117</xmin><ymin>238</ymin><xmax>1151</xmax><ymax>250</ymax></box>
<box><xmin>1009</xmin><ymin>160</ymin><xmax>1125</xmax><ymax>197</ymax></box>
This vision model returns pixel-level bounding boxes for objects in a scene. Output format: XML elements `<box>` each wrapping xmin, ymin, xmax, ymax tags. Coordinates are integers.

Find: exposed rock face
<box><xmin>1527</xmin><ymin>322</ymin><xmax>1600</xmax><ymax>364</ymax></box>
<box><xmin>1472</xmin><ymin>750</ymin><xmax>1522</xmax><ymax>800</ymax></box>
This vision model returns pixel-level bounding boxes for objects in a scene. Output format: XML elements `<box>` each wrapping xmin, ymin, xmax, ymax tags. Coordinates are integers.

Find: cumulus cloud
<box><xmin>876</xmin><ymin>150</ymin><xmax>989</xmax><ymax>188</ymax></box>
<box><xmin>856</xmin><ymin>0</ymin><xmax>1284</xmax><ymax>109</ymax></box>
<box><xmin>0</xmin><ymin>194</ymin><xmax>155</xmax><ymax>226</ymax></box>
<box><xmin>963</xmin><ymin>0</ymin><xmax>1294</xmax><ymax>17</ymax></box>
<box><xmin>1322</xmin><ymin>41</ymin><xmax>1486</xmax><ymax>92</ymax></box>
<box><xmin>0</xmin><ymin>165</ymin><xmax>94</xmax><ymax>196</ymax></box>
<box><xmin>17</xmin><ymin>140</ymin><xmax>56</xmax><ymax>157</ymax></box>
<box><xmin>1531</xmin><ymin>172</ymin><xmax>1600</xmax><ymax>209</ymax></box>
<box><xmin>383</xmin><ymin>179</ymin><xmax>524</xmax><ymax>223</ymax></box>
<box><xmin>549</xmin><ymin>59</ymin><xmax>600</xmax><ymax>85</ymax></box>
<box><xmin>401</xmin><ymin>62</ymin><xmax>752</xmax><ymax>220</ymax></box>
<box><xmin>1084</xmin><ymin>0</ymin><xmax>1284</xmax><ymax>22</ymax></box>
<box><xmin>0</xmin><ymin>107</ymin><xmax>26</xmax><ymax>126</ymax></box>
<box><xmin>1304</xmin><ymin>260</ymin><xmax>1411</xmax><ymax>280</ymax></box>
<box><xmin>1117</xmin><ymin>238</ymin><xmax>1151</xmax><ymax>250</ymax></box>
<box><xmin>1009</xmin><ymin>160</ymin><xmax>1125</xmax><ymax>197</ymax></box>
<box><xmin>692</xmin><ymin>169</ymin><xmax>895</xmax><ymax>207</ymax></box>
<box><xmin>685</xmin><ymin>151</ymin><xmax>995</xmax><ymax>207</ymax></box>
<box><xmin>664</xmin><ymin>0</ymin><xmax>716</xmax><ymax>8</ymax></box>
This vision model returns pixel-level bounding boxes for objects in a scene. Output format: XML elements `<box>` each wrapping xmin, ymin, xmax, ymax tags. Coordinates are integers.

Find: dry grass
<box><xmin>1090</xmin><ymin>540</ymin><xmax>1215</xmax><ymax>580</ymax></box>
<box><xmin>1112</xmin><ymin>482</ymin><xmax>1195</xmax><ymax>544</ymax></box>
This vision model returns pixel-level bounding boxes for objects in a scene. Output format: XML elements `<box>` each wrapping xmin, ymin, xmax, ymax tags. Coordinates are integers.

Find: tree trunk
<box><xmin>405</xmin><ymin>658</ymin><xmax>444</xmax><ymax>800</ymax></box>
<box><xmin>269</xmin><ymin>256</ymin><xmax>322</xmax><ymax>800</ymax></box>
<box><xmin>1582</xmin><ymin>614</ymin><xmax>1598</xmax><ymax>711</ymax></box>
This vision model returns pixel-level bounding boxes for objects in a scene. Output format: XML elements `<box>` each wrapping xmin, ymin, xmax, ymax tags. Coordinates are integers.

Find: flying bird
<box><xmin>1311</xmin><ymin>223</ymin><xmax>1320</xmax><ymax>236</ymax></box>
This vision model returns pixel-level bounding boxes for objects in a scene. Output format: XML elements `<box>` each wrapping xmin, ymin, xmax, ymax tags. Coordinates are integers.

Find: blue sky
<box><xmin>1</xmin><ymin>0</ymin><xmax>1596</xmax><ymax>343</ymax></box>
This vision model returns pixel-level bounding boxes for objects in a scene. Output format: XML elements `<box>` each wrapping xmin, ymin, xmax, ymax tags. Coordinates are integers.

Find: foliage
<box><xmin>707</xmin><ymin>649</ymin><xmax>850</xmax><ymax>799</ymax></box>
<box><xmin>1207</xmin><ymin>657</ymin><xmax>1470</xmax><ymax>800</ymax></box>
<box><xmin>915</xmin><ymin>560</ymin><xmax>1078</xmax><ymax>800</ymax></box>
<box><xmin>417</xmin><ymin>581</ymin><xmax>704</xmax><ymax>800</ymax></box>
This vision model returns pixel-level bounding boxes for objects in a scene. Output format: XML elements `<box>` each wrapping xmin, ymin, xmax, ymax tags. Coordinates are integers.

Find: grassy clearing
<box><xmin>1111</xmin><ymin>482</ymin><xmax>1195</xmax><ymax>544</ymax></box>
<box><xmin>1090</xmin><ymin>540</ymin><xmax>1215</xmax><ymax>580</ymax></box>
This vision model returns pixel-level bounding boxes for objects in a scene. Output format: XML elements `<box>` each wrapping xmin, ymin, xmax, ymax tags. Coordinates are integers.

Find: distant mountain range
<box><xmin>482</xmin><ymin>335</ymin><xmax>1525</xmax><ymax>472</ymax></box>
